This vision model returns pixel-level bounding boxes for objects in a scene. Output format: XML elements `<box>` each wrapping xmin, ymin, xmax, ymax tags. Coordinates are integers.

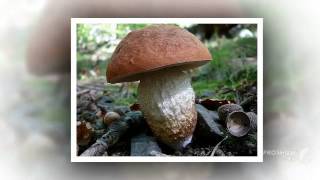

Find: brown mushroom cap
<box><xmin>107</xmin><ymin>25</ymin><xmax>212</xmax><ymax>83</ymax></box>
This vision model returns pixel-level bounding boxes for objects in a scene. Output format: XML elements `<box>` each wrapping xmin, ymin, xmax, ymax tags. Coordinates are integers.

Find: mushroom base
<box><xmin>138</xmin><ymin>68</ymin><xmax>197</xmax><ymax>150</ymax></box>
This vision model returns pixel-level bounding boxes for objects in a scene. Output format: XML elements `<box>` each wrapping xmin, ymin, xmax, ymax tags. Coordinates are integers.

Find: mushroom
<box><xmin>107</xmin><ymin>25</ymin><xmax>212</xmax><ymax>149</ymax></box>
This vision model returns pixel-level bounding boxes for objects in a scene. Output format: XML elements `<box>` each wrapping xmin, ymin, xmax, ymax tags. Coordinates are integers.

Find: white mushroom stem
<box><xmin>138</xmin><ymin>68</ymin><xmax>197</xmax><ymax>150</ymax></box>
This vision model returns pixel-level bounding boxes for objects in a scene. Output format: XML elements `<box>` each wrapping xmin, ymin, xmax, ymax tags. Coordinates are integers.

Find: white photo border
<box><xmin>71</xmin><ymin>18</ymin><xmax>263</xmax><ymax>162</ymax></box>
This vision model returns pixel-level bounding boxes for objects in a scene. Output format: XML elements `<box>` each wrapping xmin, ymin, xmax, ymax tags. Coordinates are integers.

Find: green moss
<box><xmin>113</xmin><ymin>96</ymin><xmax>137</xmax><ymax>106</ymax></box>
<box><xmin>191</xmin><ymin>37</ymin><xmax>257</xmax><ymax>101</ymax></box>
<box><xmin>192</xmin><ymin>80</ymin><xmax>218</xmax><ymax>97</ymax></box>
<box><xmin>192</xmin><ymin>80</ymin><xmax>237</xmax><ymax>100</ymax></box>
<box><xmin>207</xmin><ymin>37</ymin><xmax>257</xmax><ymax>74</ymax></box>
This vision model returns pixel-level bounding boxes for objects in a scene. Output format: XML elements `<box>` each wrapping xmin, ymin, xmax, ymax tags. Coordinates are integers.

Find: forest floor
<box><xmin>77</xmin><ymin>78</ymin><xmax>258</xmax><ymax>156</ymax></box>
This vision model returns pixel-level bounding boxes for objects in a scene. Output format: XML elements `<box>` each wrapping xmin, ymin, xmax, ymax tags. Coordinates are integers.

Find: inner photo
<box><xmin>76</xmin><ymin>23</ymin><xmax>258</xmax><ymax>157</ymax></box>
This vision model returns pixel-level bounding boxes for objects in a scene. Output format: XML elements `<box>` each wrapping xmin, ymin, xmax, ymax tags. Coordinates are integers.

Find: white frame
<box><xmin>71</xmin><ymin>18</ymin><xmax>263</xmax><ymax>162</ymax></box>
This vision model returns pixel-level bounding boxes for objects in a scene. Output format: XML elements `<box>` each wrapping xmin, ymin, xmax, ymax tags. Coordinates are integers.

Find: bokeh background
<box><xmin>0</xmin><ymin>0</ymin><xmax>319</xmax><ymax>179</ymax></box>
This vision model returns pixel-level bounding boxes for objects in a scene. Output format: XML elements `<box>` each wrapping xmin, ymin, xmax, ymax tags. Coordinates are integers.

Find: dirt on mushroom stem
<box><xmin>137</xmin><ymin>67</ymin><xmax>198</xmax><ymax>150</ymax></box>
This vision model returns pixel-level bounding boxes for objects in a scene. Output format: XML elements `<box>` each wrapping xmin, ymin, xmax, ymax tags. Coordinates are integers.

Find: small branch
<box><xmin>80</xmin><ymin>111</ymin><xmax>145</xmax><ymax>156</ymax></box>
<box><xmin>77</xmin><ymin>89</ymin><xmax>90</xmax><ymax>96</ymax></box>
<box><xmin>77</xmin><ymin>85</ymin><xmax>105</xmax><ymax>92</ymax></box>
<box><xmin>80</xmin><ymin>141</ymin><xmax>108</xmax><ymax>156</ymax></box>
<box><xmin>210</xmin><ymin>136</ymin><xmax>228</xmax><ymax>156</ymax></box>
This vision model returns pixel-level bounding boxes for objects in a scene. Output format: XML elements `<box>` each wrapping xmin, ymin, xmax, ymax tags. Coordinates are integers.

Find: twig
<box><xmin>210</xmin><ymin>136</ymin><xmax>228</xmax><ymax>156</ymax></box>
<box><xmin>77</xmin><ymin>85</ymin><xmax>105</xmax><ymax>91</ymax></box>
<box><xmin>77</xmin><ymin>89</ymin><xmax>90</xmax><ymax>96</ymax></box>
<box><xmin>80</xmin><ymin>111</ymin><xmax>145</xmax><ymax>156</ymax></box>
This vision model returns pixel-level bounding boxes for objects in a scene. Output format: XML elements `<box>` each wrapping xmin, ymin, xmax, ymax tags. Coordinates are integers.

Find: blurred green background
<box><xmin>76</xmin><ymin>24</ymin><xmax>257</xmax><ymax>105</ymax></box>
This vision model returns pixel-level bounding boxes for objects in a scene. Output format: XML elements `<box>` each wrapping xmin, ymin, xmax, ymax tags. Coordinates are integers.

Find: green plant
<box><xmin>192</xmin><ymin>37</ymin><xmax>257</xmax><ymax>100</ymax></box>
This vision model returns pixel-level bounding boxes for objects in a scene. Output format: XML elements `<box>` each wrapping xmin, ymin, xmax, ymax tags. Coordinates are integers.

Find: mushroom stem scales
<box><xmin>138</xmin><ymin>68</ymin><xmax>197</xmax><ymax>149</ymax></box>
